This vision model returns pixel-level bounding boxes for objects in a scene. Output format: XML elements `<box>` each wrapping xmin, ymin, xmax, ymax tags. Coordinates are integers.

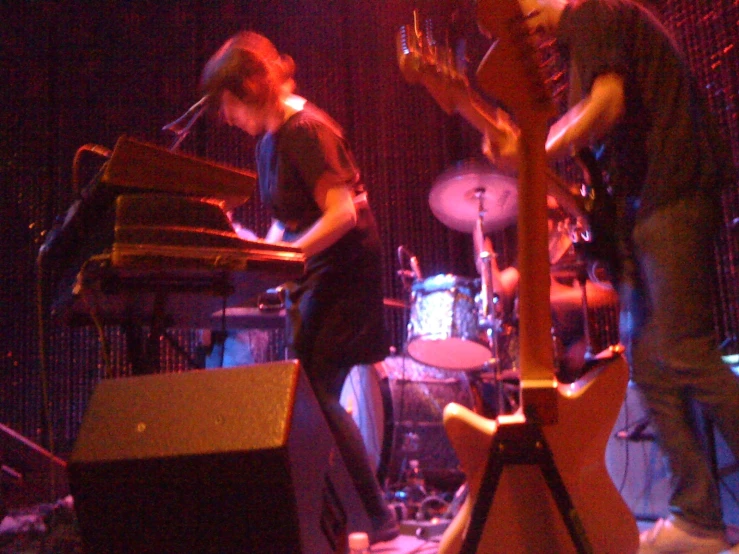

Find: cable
<box><xmin>34</xmin><ymin>249</ymin><xmax>55</xmax><ymax>458</ymax></box>
<box><xmin>71</xmin><ymin>143</ymin><xmax>112</xmax><ymax>195</ymax></box>
<box><xmin>76</xmin><ymin>256</ymin><xmax>113</xmax><ymax>378</ymax></box>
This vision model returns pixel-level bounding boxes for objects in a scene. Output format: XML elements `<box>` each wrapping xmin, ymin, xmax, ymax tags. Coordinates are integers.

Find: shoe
<box><xmin>368</xmin><ymin>509</ymin><xmax>400</xmax><ymax>545</ymax></box>
<box><xmin>638</xmin><ymin>516</ymin><xmax>731</xmax><ymax>553</ymax></box>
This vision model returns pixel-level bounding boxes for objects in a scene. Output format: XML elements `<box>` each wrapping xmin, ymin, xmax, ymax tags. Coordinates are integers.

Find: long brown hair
<box><xmin>200</xmin><ymin>31</ymin><xmax>296</xmax><ymax>108</ymax></box>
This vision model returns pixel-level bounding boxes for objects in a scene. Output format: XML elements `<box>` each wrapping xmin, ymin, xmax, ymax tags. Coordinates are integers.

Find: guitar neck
<box><xmin>473</xmin><ymin>0</ymin><xmax>562</xmax><ymax>422</ymax></box>
<box><xmin>515</xmin><ymin>120</ymin><xmax>558</xmax><ymax>406</ymax></box>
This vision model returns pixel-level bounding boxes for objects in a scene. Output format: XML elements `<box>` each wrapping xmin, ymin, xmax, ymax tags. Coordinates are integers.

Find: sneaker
<box><xmin>638</xmin><ymin>516</ymin><xmax>731</xmax><ymax>554</ymax></box>
<box><xmin>368</xmin><ymin>509</ymin><xmax>400</xmax><ymax>545</ymax></box>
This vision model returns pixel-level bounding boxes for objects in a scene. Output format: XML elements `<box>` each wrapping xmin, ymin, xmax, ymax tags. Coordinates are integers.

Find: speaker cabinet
<box><xmin>68</xmin><ymin>360</ymin><xmax>370</xmax><ymax>553</ymax></box>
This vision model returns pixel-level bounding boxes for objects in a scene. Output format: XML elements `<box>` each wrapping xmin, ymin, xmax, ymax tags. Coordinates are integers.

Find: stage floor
<box><xmin>1</xmin><ymin>503</ymin><xmax>738</xmax><ymax>554</ymax></box>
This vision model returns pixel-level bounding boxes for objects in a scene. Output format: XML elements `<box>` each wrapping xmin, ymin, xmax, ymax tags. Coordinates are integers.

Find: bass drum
<box><xmin>340</xmin><ymin>355</ymin><xmax>475</xmax><ymax>488</ymax></box>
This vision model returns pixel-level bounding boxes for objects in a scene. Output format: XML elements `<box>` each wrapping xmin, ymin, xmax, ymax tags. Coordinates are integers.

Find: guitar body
<box><xmin>439</xmin><ymin>355</ymin><xmax>638</xmax><ymax>554</ymax></box>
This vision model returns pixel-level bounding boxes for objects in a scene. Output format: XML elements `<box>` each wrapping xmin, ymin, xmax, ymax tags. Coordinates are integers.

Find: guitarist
<box><xmin>481</xmin><ymin>1</ymin><xmax>739</xmax><ymax>552</ymax></box>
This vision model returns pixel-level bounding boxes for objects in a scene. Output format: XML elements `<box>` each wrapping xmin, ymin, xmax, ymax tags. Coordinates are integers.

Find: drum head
<box><xmin>407</xmin><ymin>274</ymin><xmax>491</xmax><ymax>370</ymax></box>
<box><xmin>340</xmin><ymin>356</ymin><xmax>475</xmax><ymax>488</ymax></box>
<box><xmin>407</xmin><ymin>338</ymin><xmax>493</xmax><ymax>371</ymax></box>
<box><xmin>339</xmin><ymin>363</ymin><xmax>390</xmax><ymax>476</ymax></box>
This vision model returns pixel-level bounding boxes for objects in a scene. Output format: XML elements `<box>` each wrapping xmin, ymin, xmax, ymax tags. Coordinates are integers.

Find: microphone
<box><xmin>162</xmin><ymin>95</ymin><xmax>209</xmax><ymax>134</ymax></box>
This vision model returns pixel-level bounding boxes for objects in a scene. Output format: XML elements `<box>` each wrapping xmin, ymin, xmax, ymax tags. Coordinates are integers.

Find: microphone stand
<box><xmin>162</xmin><ymin>95</ymin><xmax>209</xmax><ymax>152</ymax></box>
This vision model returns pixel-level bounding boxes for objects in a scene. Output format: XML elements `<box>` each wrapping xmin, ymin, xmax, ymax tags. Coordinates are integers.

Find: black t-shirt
<box><xmin>256</xmin><ymin>103</ymin><xmax>388</xmax><ymax>368</ymax></box>
<box><xmin>557</xmin><ymin>0</ymin><xmax>733</xmax><ymax>224</ymax></box>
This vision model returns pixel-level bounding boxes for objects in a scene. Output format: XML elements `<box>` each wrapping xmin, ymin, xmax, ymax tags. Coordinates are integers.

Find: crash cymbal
<box><xmin>429</xmin><ymin>161</ymin><xmax>518</xmax><ymax>233</ymax></box>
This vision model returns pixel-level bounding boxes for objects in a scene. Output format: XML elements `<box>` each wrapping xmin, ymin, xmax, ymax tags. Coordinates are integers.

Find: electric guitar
<box><xmin>397</xmin><ymin>4</ymin><xmax>638</xmax><ymax>552</ymax></box>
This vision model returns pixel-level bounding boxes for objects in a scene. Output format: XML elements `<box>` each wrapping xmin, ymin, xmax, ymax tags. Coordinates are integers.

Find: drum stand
<box><xmin>471</xmin><ymin>190</ymin><xmax>516</xmax><ymax>418</ymax></box>
<box><xmin>576</xmin><ymin>261</ymin><xmax>595</xmax><ymax>364</ymax></box>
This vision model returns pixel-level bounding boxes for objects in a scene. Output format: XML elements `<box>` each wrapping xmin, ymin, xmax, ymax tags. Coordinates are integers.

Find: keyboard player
<box><xmin>198</xmin><ymin>31</ymin><xmax>399</xmax><ymax>544</ymax></box>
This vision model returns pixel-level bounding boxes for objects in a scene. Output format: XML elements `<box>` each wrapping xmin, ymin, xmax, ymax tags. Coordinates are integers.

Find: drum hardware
<box><xmin>404</xmin><ymin>162</ymin><xmax>518</xmax><ymax>415</ymax></box>
<box><xmin>339</xmin><ymin>356</ymin><xmax>475</xmax><ymax>489</ymax></box>
<box><xmin>574</xmin><ymin>262</ymin><xmax>595</xmax><ymax>363</ymax></box>
<box><xmin>396</xmin><ymin>244</ymin><xmax>423</xmax><ymax>297</ymax></box>
<box><xmin>472</xmin><ymin>190</ymin><xmax>512</xmax><ymax>418</ymax></box>
<box><xmin>405</xmin><ymin>171</ymin><xmax>511</xmax><ymax>372</ymax></box>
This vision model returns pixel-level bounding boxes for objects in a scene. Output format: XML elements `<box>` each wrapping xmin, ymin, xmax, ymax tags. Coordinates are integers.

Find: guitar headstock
<box><xmin>396</xmin><ymin>18</ymin><xmax>469</xmax><ymax>114</ymax></box>
<box><xmin>476</xmin><ymin>0</ymin><xmax>556</xmax><ymax>132</ymax></box>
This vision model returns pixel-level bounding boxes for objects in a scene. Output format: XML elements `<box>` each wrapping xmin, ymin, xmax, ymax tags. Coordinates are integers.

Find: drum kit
<box><xmin>344</xmin><ymin>160</ymin><xmax>621</xmax><ymax>494</ymax></box>
<box><xmin>407</xmin><ymin>160</ymin><xmax>619</xmax><ymax>379</ymax></box>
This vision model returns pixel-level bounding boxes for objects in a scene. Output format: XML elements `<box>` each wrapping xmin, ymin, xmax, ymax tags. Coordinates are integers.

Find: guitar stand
<box><xmin>459</xmin><ymin>416</ymin><xmax>594</xmax><ymax>554</ymax></box>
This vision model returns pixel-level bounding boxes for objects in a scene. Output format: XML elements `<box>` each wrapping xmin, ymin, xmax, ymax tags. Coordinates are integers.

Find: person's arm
<box><xmin>475</xmin><ymin>235</ymin><xmax>519</xmax><ymax>306</ymax></box>
<box><xmin>546</xmin><ymin>72</ymin><xmax>626</xmax><ymax>160</ymax></box>
<box><xmin>482</xmin><ymin>72</ymin><xmax>625</xmax><ymax>165</ymax></box>
<box><xmin>290</xmin><ymin>173</ymin><xmax>357</xmax><ymax>258</ymax></box>
<box><xmin>265</xmin><ymin>219</ymin><xmax>285</xmax><ymax>243</ymax></box>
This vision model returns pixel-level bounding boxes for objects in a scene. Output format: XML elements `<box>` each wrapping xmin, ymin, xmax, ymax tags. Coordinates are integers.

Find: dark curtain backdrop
<box><xmin>1</xmin><ymin>0</ymin><xmax>737</xmax><ymax>455</ymax></box>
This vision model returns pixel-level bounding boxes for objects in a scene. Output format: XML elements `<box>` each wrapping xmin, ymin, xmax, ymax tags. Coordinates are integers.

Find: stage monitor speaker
<box><xmin>68</xmin><ymin>360</ymin><xmax>371</xmax><ymax>554</ymax></box>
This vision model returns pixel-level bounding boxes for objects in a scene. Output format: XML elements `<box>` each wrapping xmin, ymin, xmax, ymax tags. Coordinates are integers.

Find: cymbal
<box><xmin>429</xmin><ymin>161</ymin><xmax>518</xmax><ymax>233</ymax></box>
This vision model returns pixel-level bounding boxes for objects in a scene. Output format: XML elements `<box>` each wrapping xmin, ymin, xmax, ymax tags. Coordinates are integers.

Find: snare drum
<box><xmin>406</xmin><ymin>274</ymin><xmax>492</xmax><ymax>370</ymax></box>
<box><xmin>339</xmin><ymin>356</ymin><xmax>474</xmax><ymax>486</ymax></box>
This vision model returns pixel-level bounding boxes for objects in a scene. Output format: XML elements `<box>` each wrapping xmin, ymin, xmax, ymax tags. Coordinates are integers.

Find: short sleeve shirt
<box><xmin>255</xmin><ymin>104</ymin><xmax>388</xmax><ymax>367</ymax></box>
<box><xmin>556</xmin><ymin>0</ymin><xmax>731</xmax><ymax>221</ymax></box>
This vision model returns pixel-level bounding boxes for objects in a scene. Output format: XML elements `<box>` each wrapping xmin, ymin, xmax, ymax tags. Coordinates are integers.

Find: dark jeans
<box><xmin>301</xmin><ymin>357</ymin><xmax>392</xmax><ymax>526</ymax></box>
<box><xmin>619</xmin><ymin>194</ymin><xmax>739</xmax><ymax>530</ymax></box>
<box><xmin>284</xmin><ymin>282</ymin><xmax>392</xmax><ymax>527</ymax></box>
